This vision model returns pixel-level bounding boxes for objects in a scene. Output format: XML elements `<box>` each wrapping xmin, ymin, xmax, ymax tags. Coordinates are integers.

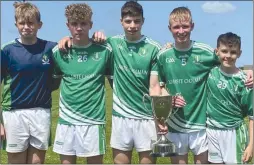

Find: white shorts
<box><xmin>207</xmin><ymin>124</ymin><xmax>249</xmax><ymax>164</ymax></box>
<box><xmin>110</xmin><ymin>116</ymin><xmax>157</xmax><ymax>152</ymax></box>
<box><xmin>53</xmin><ymin>124</ymin><xmax>106</xmax><ymax>157</ymax></box>
<box><xmin>166</xmin><ymin>129</ymin><xmax>207</xmax><ymax>155</ymax></box>
<box><xmin>2</xmin><ymin>108</ymin><xmax>51</xmax><ymax>153</ymax></box>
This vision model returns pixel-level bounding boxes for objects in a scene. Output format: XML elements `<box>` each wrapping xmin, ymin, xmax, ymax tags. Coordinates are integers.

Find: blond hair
<box><xmin>169</xmin><ymin>7</ymin><xmax>192</xmax><ymax>25</ymax></box>
<box><xmin>65</xmin><ymin>3</ymin><xmax>93</xmax><ymax>22</ymax></box>
<box><xmin>13</xmin><ymin>2</ymin><xmax>41</xmax><ymax>22</ymax></box>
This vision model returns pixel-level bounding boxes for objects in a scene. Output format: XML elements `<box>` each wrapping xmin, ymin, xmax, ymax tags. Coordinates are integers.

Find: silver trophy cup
<box><xmin>143</xmin><ymin>94</ymin><xmax>177</xmax><ymax>157</ymax></box>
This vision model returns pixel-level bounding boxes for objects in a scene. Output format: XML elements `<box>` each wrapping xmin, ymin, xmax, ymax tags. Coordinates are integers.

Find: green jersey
<box><xmin>52</xmin><ymin>43</ymin><xmax>113</xmax><ymax>125</ymax></box>
<box><xmin>207</xmin><ymin>66</ymin><xmax>253</xmax><ymax>129</ymax></box>
<box><xmin>108</xmin><ymin>35</ymin><xmax>161</xmax><ymax>119</ymax></box>
<box><xmin>157</xmin><ymin>41</ymin><xmax>219</xmax><ymax>133</ymax></box>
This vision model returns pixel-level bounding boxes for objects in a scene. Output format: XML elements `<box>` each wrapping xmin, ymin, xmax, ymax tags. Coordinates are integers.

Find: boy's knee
<box><xmin>113</xmin><ymin>148</ymin><xmax>132</xmax><ymax>164</ymax></box>
<box><xmin>139</xmin><ymin>151</ymin><xmax>155</xmax><ymax>164</ymax></box>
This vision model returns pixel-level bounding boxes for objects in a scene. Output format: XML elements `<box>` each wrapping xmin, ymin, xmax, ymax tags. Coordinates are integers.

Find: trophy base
<box><xmin>150</xmin><ymin>140</ymin><xmax>177</xmax><ymax>157</ymax></box>
<box><xmin>150</xmin><ymin>152</ymin><xmax>178</xmax><ymax>157</ymax></box>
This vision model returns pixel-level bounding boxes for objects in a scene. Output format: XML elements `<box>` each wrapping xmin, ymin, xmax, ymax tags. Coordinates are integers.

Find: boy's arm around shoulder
<box><xmin>51</xmin><ymin>45</ymin><xmax>63</xmax><ymax>91</ymax></box>
<box><xmin>104</xmin><ymin>42</ymin><xmax>113</xmax><ymax>89</ymax></box>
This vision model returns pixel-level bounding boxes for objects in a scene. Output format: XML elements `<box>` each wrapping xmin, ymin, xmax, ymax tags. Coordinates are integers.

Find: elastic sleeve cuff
<box><xmin>106</xmin><ymin>75</ymin><xmax>113</xmax><ymax>79</ymax></box>
<box><xmin>160</xmin><ymin>82</ymin><xmax>165</xmax><ymax>87</ymax></box>
<box><xmin>150</xmin><ymin>71</ymin><xmax>158</xmax><ymax>75</ymax></box>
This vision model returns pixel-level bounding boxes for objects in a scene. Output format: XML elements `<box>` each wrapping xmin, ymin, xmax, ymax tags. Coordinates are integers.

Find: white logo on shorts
<box><xmin>209</xmin><ymin>152</ymin><xmax>219</xmax><ymax>158</ymax></box>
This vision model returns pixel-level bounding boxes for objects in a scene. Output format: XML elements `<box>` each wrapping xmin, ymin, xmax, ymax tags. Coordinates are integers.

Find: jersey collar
<box><xmin>124</xmin><ymin>35</ymin><xmax>145</xmax><ymax>43</ymax></box>
<box><xmin>174</xmin><ymin>40</ymin><xmax>194</xmax><ymax>52</ymax></box>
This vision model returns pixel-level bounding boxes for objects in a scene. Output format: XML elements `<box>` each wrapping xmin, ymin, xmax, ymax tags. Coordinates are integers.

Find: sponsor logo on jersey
<box><xmin>42</xmin><ymin>55</ymin><xmax>50</xmax><ymax>65</ymax></box>
<box><xmin>64</xmin><ymin>73</ymin><xmax>96</xmax><ymax>80</ymax></box>
<box><xmin>118</xmin><ymin>64</ymin><xmax>148</xmax><ymax>75</ymax></box>
<box><xmin>92</xmin><ymin>52</ymin><xmax>102</xmax><ymax>61</ymax></box>
<box><xmin>167</xmin><ymin>77</ymin><xmax>202</xmax><ymax>85</ymax></box>
<box><xmin>166</xmin><ymin>58</ymin><xmax>175</xmax><ymax>63</ymax></box>
<box><xmin>138</xmin><ymin>48</ymin><xmax>147</xmax><ymax>57</ymax></box>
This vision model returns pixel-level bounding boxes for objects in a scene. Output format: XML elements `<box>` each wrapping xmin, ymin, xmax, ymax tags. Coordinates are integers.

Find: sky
<box><xmin>1</xmin><ymin>1</ymin><xmax>253</xmax><ymax>67</ymax></box>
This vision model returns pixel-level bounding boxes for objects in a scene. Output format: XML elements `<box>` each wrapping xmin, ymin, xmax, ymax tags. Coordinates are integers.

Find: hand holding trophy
<box><xmin>143</xmin><ymin>94</ymin><xmax>178</xmax><ymax>157</ymax></box>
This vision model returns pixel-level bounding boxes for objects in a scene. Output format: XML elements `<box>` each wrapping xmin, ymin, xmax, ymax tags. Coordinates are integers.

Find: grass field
<box><xmin>0</xmin><ymin>79</ymin><xmax>252</xmax><ymax>164</ymax></box>
<box><xmin>1</xmin><ymin>80</ymin><xmax>190</xmax><ymax>164</ymax></box>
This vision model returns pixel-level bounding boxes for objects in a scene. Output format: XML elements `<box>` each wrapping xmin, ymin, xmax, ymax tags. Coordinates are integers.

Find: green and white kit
<box><xmin>207</xmin><ymin>66</ymin><xmax>253</xmax><ymax>128</ymax></box>
<box><xmin>52</xmin><ymin>43</ymin><xmax>113</xmax><ymax>125</ymax></box>
<box><xmin>108</xmin><ymin>35</ymin><xmax>161</xmax><ymax>120</ymax></box>
<box><xmin>108</xmin><ymin>35</ymin><xmax>161</xmax><ymax>151</ymax></box>
<box><xmin>157</xmin><ymin>41</ymin><xmax>219</xmax><ymax>133</ymax></box>
<box><xmin>206</xmin><ymin>66</ymin><xmax>253</xmax><ymax>163</ymax></box>
<box><xmin>52</xmin><ymin>42</ymin><xmax>112</xmax><ymax>157</ymax></box>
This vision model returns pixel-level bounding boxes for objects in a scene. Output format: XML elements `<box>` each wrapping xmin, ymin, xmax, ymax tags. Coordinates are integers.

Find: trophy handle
<box><xmin>142</xmin><ymin>94</ymin><xmax>152</xmax><ymax>114</ymax></box>
<box><xmin>167</xmin><ymin>96</ymin><xmax>181</xmax><ymax>118</ymax></box>
<box><xmin>172</xmin><ymin>107</ymin><xmax>180</xmax><ymax>116</ymax></box>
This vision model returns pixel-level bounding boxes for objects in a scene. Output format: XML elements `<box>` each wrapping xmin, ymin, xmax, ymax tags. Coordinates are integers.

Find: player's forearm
<box><xmin>149</xmin><ymin>84</ymin><xmax>160</xmax><ymax>96</ymax></box>
<box><xmin>248</xmin><ymin>119</ymin><xmax>253</xmax><ymax>146</ymax></box>
<box><xmin>149</xmin><ymin>74</ymin><xmax>161</xmax><ymax>96</ymax></box>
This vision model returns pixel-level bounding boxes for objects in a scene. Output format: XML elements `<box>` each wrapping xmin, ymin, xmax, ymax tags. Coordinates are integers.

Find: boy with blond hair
<box><xmin>157</xmin><ymin>7</ymin><xmax>253</xmax><ymax>164</ymax></box>
<box><xmin>1</xmin><ymin>2</ymin><xmax>58</xmax><ymax>164</ymax></box>
<box><xmin>51</xmin><ymin>3</ymin><xmax>113</xmax><ymax>164</ymax></box>
<box><xmin>206</xmin><ymin>32</ymin><xmax>253</xmax><ymax>164</ymax></box>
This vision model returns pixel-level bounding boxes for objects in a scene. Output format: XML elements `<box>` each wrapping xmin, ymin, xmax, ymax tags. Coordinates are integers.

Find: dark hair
<box><xmin>217</xmin><ymin>32</ymin><xmax>241</xmax><ymax>49</ymax></box>
<box><xmin>121</xmin><ymin>1</ymin><xmax>143</xmax><ymax>18</ymax></box>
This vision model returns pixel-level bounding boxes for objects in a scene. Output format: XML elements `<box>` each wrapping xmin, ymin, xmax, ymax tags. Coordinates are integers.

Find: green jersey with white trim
<box><xmin>207</xmin><ymin>66</ymin><xmax>253</xmax><ymax>129</ymax></box>
<box><xmin>157</xmin><ymin>41</ymin><xmax>219</xmax><ymax>133</ymax></box>
<box><xmin>52</xmin><ymin>42</ymin><xmax>113</xmax><ymax>125</ymax></box>
<box><xmin>108</xmin><ymin>35</ymin><xmax>161</xmax><ymax>119</ymax></box>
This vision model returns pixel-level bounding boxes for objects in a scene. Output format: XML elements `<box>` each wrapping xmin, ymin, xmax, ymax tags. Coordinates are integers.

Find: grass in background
<box><xmin>5</xmin><ymin>79</ymin><xmax>254</xmax><ymax>163</ymax></box>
